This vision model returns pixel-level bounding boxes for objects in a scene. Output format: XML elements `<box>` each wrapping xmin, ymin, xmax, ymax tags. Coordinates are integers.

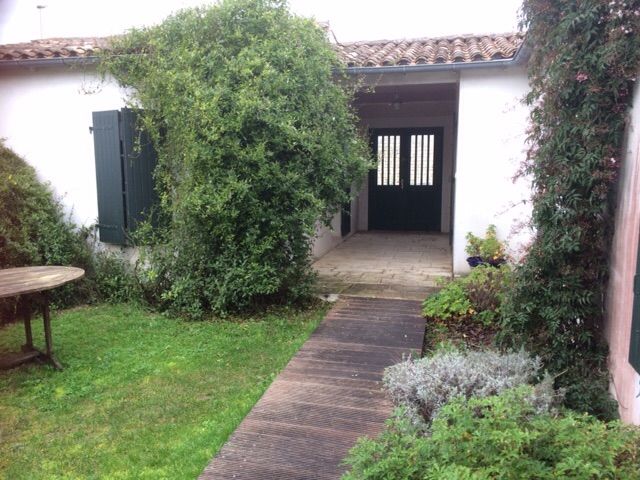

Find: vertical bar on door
<box><xmin>428</xmin><ymin>134</ymin><xmax>435</xmax><ymax>185</ymax></box>
<box><xmin>394</xmin><ymin>135</ymin><xmax>399</xmax><ymax>185</ymax></box>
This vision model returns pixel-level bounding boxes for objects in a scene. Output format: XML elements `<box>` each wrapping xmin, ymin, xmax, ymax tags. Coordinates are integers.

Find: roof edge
<box><xmin>0</xmin><ymin>55</ymin><xmax>99</xmax><ymax>70</ymax></box>
<box><xmin>338</xmin><ymin>31</ymin><xmax>524</xmax><ymax>46</ymax></box>
<box><xmin>342</xmin><ymin>38</ymin><xmax>530</xmax><ymax>75</ymax></box>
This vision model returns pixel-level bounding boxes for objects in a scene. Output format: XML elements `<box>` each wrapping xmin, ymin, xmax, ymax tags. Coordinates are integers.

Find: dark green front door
<box><xmin>368</xmin><ymin>128</ymin><xmax>443</xmax><ymax>231</ymax></box>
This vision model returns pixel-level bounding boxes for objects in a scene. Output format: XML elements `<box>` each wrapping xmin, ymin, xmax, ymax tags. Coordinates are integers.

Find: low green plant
<box><xmin>465</xmin><ymin>225</ymin><xmax>506</xmax><ymax>264</ymax></box>
<box><xmin>91</xmin><ymin>250</ymin><xmax>141</xmax><ymax>304</ymax></box>
<box><xmin>464</xmin><ymin>264</ymin><xmax>512</xmax><ymax>324</ymax></box>
<box><xmin>343</xmin><ymin>386</ymin><xmax>640</xmax><ymax>480</ymax></box>
<box><xmin>422</xmin><ymin>280</ymin><xmax>471</xmax><ymax>321</ymax></box>
<box><xmin>422</xmin><ymin>265</ymin><xmax>511</xmax><ymax>325</ymax></box>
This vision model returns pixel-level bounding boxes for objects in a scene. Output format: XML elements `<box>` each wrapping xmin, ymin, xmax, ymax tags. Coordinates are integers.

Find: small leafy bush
<box><xmin>383</xmin><ymin>348</ymin><xmax>551</xmax><ymax>427</ymax></box>
<box><xmin>421</xmin><ymin>280</ymin><xmax>471</xmax><ymax>320</ymax></box>
<box><xmin>465</xmin><ymin>225</ymin><xmax>506</xmax><ymax>265</ymax></box>
<box><xmin>91</xmin><ymin>250</ymin><xmax>141</xmax><ymax>304</ymax></box>
<box><xmin>464</xmin><ymin>264</ymin><xmax>512</xmax><ymax>324</ymax></box>
<box><xmin>422</xmin><ymin>264</ymin><xmax>511</xmax><ymax>325</ymax></box>
<box><xmin>343</xmin><ymin>386</ymin><xmax>640</xmax><ymax>480</ymax></box>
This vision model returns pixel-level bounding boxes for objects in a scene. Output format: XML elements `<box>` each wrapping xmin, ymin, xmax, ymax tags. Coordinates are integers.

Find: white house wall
<box><xmin>311</xmin><ymin>202</ymin><xmax>352</xmax><ymax>260</ymax></box>
<box><xmin>0</xmin><ymin>65</ymin><xmax>125</xmax><ymax>227</ymax></box>
<box><xmin>454</xmin><ymin>67</ymin><xmax>532</xmax><ymax>273</ymax></box>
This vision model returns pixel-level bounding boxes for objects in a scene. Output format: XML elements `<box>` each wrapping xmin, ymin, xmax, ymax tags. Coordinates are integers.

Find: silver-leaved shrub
<box><xmin>383</xmin><ymin>348</ymin><xmax>559</xmax><ymax>427</ymax></box>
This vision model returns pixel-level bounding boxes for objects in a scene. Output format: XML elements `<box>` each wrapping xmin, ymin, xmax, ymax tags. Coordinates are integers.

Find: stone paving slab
<box><xmin>314</xmin><ymin>232</ymin><xmax>452</xmax><ymax>300</ymax></box>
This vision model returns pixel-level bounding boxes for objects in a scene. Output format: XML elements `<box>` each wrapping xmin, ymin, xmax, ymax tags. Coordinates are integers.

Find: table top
<box><xmin>0</xmin><ymin>266</ymin><xmax>85</xmax><ymax>299</ymax></box>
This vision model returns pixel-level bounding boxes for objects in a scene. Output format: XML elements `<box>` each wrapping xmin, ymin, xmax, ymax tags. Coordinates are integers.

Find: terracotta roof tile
<box><xmin>0</xmin><ymin>33</ymin><xmax>524</xmax><ymax>68</ymax></box>
<box><xmin>0</xmin><ymin>37</ymin><xmax>109</xmax><ymax>61</ymax></box>
<box><xmin>336</xmin><ymin>33</ymin><xmax>525</xmax><ymax>67</ymax></box>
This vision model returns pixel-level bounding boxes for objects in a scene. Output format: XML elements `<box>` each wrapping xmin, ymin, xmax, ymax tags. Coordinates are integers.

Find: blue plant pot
<box><xmin>466</xmin><ymin>256</ymin><xmax>484</xmax><ymax>268</ymax></box>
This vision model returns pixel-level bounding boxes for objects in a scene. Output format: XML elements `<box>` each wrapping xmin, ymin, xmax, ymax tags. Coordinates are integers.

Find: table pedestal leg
<box><xmin>41</xmin><ymin>293</ymin><xmax>63</xmax><ymax>370</ymax></box>
<box><xmin>20</xmin><ymin>299</ymin><xmax>34</xmax><ymax>352</ymax></box>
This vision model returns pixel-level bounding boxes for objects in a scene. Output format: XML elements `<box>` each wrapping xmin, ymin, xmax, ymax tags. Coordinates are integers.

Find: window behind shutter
<box><xmin>92</xmin><ymin>110</ymin><xmax>127</xmax><ymax>244</ymax></box>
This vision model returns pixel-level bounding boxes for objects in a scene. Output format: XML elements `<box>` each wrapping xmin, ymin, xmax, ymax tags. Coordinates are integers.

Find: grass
<box><xmin>0</xmin><ymin>302</ymin><xmax>326</xmax><ymax>479</ymax></box>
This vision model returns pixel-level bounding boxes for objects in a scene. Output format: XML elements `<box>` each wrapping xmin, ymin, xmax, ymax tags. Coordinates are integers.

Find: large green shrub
<box><xmin>102</xmin><ymin>0</ymin><xmax>370</xmax><ymax>317</ymax></box>
<box><xmin>343</xmin><ymin>386</ymin><xmax>640</xmax><ymax>480</ymax></box>
<box><xmin>500</xmin><ymin>0</ymin><xmax>640</xmax><ymax>418</ymax></box>
<box><xmin>0</xmin><ymin>142</ymin><xmax>95</xmax><ymax>320</ymax></box>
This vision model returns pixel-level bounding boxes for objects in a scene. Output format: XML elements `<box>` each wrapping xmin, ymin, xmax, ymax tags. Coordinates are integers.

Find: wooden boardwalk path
<box><xmin>199</xmin><ymin>296</ymin><xmax>425</xmax><ymax>479</ymax></box>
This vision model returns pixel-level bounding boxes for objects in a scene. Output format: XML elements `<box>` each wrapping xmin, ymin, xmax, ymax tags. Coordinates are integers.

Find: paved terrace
<box><xmin>199</xmin><ymin>297</ymin><xmax>424</xmax><ymax>479</ymax></box>
<box><xmin>313</xmin><ymin>232</ymin><xmax>452</xmax><ymax>301</ymax></box>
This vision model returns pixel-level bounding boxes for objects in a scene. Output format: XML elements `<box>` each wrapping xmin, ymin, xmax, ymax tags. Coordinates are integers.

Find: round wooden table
<box><xmin>0</xmin><ymin>266</ymin><xmax>85</xmax><ymax>370</ymax></box>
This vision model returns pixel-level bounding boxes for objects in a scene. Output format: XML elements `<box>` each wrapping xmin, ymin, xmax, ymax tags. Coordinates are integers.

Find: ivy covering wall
<box><xmin>502</xmin><ymin>0</ymin><xmax>640</xmax><ymax>418</ymax></box>
<box><xmin>102</xmin><ymin>0</ymin><xmax>370</xmax><ymax>317</ymax></box>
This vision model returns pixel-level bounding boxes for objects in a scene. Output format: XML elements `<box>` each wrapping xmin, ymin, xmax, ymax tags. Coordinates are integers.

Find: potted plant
<box><xmin>465</xmin><ymin>225</ymin><xmax>507</xmax><ymax>268</ymax></box>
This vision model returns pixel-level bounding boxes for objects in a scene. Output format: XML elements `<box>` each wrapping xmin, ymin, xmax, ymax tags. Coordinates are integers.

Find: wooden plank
<box><xmin>0</xmin><ymin>349</ymin><xmax>41</xmax><ymax>369</ymax></box>
<box><xmin>198</xmin><ymin>297</ymin><xmax>424</xmax><ymax>479</ymax></box>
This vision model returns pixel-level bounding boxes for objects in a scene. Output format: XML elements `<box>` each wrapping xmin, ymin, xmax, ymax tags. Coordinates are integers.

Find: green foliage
<box><xmin>101</xmin><ymin>0</ymin><xmax>370</xmax><ymax>317</ymax></box>
<box><xmin>383</xmin><ymin>348</ymin><xmax>551</xmax><ymax>428</ymax></box>
<box><xmin>343</xmin><ymin>386</ymin><xmax>640</xmax><ymax>480</ymax></box>
<box><xmin>500</xmin><ymin>0</ymin><xmax>640</xmax><ymax>418</ymax></box>
<box><xmin>422</xmin><ymin>280</ymin><xmax>471</xmax><ymax>320</ymax></box>
<box><xmin>0</xmin><ymin>141</ymin><xmax>90</xmax><ymax>270</ymax></box>
<box><xmin>91</xmin><ymin>250</ymin><xmax>141</xmax><ymax>304</ymax></box>
<box><xmin>0</xmin><ymin>302</ymin><xmax>326</xmax><ymax>479</ymax></box>
<box><xmin>423</xmin><ymin>265</ymin><xmax>511</xmax><ymax>326</ymax></box>
<box><xmin>465</xmin><ymin>225</ymin><xmax>506</xmax><ymax>262</ymax></box>
<box><xmin>0</xmin><ymin>141</ymin><xmax>95</xmax><ymax>319</ymax></box>
<box><xmin>0</xmin><ymin>141</ymin><xmax>143</xmax><ymax>312</ymax></box>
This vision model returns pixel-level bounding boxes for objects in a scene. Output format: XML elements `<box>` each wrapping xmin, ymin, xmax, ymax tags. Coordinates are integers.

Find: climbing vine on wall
<box><xmin>501</xmin><ymin>0</ymin><xmax>640</xmax><ymax>418</ymax></box>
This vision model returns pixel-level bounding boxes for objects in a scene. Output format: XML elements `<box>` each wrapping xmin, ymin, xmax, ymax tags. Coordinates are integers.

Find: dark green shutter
<box><xmin>630</xmin><ymin>242</ymin><xmax>640</xmax><ymax>373</ymax></box>
<box><xmin>92</xmin><ymin>110</ymin><xmax>127</xmax><ymax>244</ymax></box>
<box><xmin>92</xmin><ymin>109</ymin><xmax>158</xmax><ymax>244</ymax></box>
<box><xmin>121</xmin><ymin>108</ymin><xmax>159</xmax><ymax>232</ymax></box>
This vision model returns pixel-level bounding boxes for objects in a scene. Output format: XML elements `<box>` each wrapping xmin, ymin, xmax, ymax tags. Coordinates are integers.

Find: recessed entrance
<box><xmin>369</xmin><ymin>128</ymin><xmax>443</xmax><ymax>231</ymax></box>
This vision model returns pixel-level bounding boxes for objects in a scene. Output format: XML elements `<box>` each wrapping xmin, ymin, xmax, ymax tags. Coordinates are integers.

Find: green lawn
<box><xmin>0</xmin><ymin>303</ymin><xmax>326</xmax><ymax>479</ymax></box>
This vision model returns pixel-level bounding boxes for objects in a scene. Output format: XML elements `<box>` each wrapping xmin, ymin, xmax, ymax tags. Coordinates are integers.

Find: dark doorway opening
<box><xmin>368</xmin><ymin>127</ymin><xmax>443</xmax><ymax>231</ymax></box>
